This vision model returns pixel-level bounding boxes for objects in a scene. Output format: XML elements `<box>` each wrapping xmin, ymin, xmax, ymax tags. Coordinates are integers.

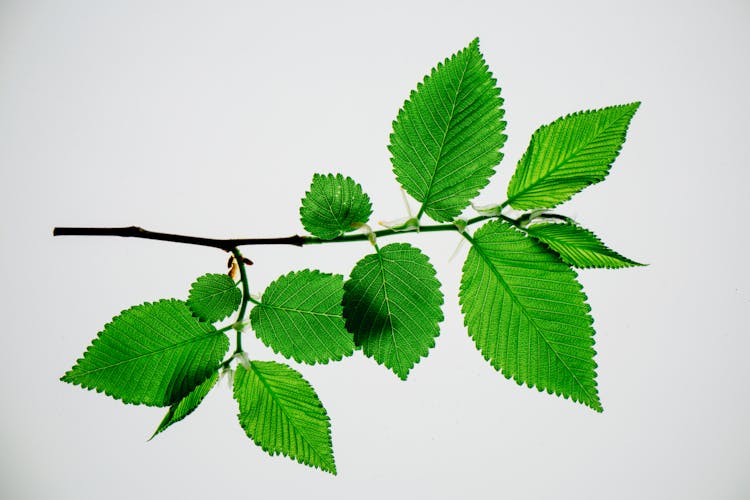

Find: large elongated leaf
<box><xmin>525</xmin><ymin>221</ymin><xmax>643</xmax><ymax>269</ymax></box>
<box><xmin>389</xmin><ymin>38</ymin><xmax>506</xmax><ymax>222</ymax></box>
<box><xmin>233</xmin><ymin>361</ymin><xmax>336</xmax><ymax>474</ymax></box>
<box><xmin>300</xmin><ymin>173</ymin><xmax>372</xmax><ymax>240</ymax></box>
<box><xmin>61</xmin><ymin>299</ymin><xmax>229</xmax><ymax>406</ymax></box>
<box><xmin>251</xmin><ymin>270</ymin><xmax>354</xmax><ymax>364</ymax></box>
<box><xmin>506</xmin><ymin>102</ymin><xmax>640</xmax><ymax>210</ymax></box>
<box><xmin>460</xmin><ymin>221</ymin><xmax>601</xmax><ymax>411</ymax></box>
<box><xmin>187</xmin><ymin>273</ymin><xmax>242</xmax><ymax>323</ymax></box>
<box><xmin>342</xmin><ymin>243</ymin><xmax>443</xmax><ymax>379</ymax></box>
<box><xmin>150</xmin><ymin>371</ymin><xmax>218</xmax><ymax>439</ymax></box>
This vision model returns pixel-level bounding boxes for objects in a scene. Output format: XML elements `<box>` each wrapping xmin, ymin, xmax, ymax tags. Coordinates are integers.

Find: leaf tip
<box><xmin>322</xmin><ymin>459</ymin><xmax>338</xmax><ymax>475</ymax></box>
<box><xmin>588</xmin><ymin>398</ymin><xmax>604</xmax><ymax>413</ymax></box>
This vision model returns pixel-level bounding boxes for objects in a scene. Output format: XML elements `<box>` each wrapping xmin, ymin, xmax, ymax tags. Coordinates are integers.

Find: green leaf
<box><xmin>250</xmin><ymin>270</ymin><xmax>354</xmax><ymax>364</ymax></box>
<box><xmin>150</xmin><ymin>371</ymin><xmax>219</xmax><ymax>439</ymax></box>
<box><xmin>300</xmin><ymin>173</ymin><xmax>373</xmax><ymax>240</ymax></box>
<box><xmin>342</xmin><ymin>243</ymin><xmax>444</xmax><ymax>379</ymax></box>
<box><xmin>506</xmin><ymin>102</ymin><xmax>640</xmax><ymax>210</ymax></box>
<box><xmin>61</xmin><ymin>299</ymin><xmax>230</xmax><ymax>406</ymax></box>
<box><xmin>525</xmin><ymin>221</ymin><xmax>644</xmax><ymax>269</ymax></box>
<box><xmin>389</xmin><ymin>38</ymin><xmax>506</xmax><ymax>222</ymax></box>
<box><xmin>187</xmin><ymin>273</ymin><xmax>242</xmax><ymax>323</ymax></box>
<box><xmin>460</xmin><ymin>221</ymin><xmax>601</xmax><ymax>411</ymax></box>
<box><xmin>233</xmin><ymin>361</ymin><xmax>336</xmax><ymax>474</ymax></box>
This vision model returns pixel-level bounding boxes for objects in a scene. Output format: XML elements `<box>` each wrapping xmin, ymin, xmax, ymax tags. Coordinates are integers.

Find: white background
<box><xmin>2</xmin><ymin>1</ymin><xmax>749</xmax><ymax>498</ymax></box>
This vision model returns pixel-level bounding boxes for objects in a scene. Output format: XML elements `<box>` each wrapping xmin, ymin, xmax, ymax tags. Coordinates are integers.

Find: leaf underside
<box><xmin>342</xmin><ymin>243</ymin><xmax>444</xmax><ymax>379</ymax></box>
<box><xmin>251</xmin><ymin>270</ymin><xmax>354</xmax><ymax>364</ymax></box>
<box><xmin>460</xmin><ymin>221</ymin><xmax>601</xmax><ymax>411</ymax></box>
<box><xmin>233</xmin><ymin>361</ymin><xmax>336</xmax><ymax>474</ymax></box>
<box><xmin>389</xmin><ymin>38</ymin><xmax>506</xmax><ymax>222</ymax></box>
<box><xmin>61</xmin><ymin>299</ymin><xmax>229</xmax><ymax>407</ymax></box>
<box><xmin>187</xmin><ymin>273</ymin><xmax>242</xmax><ymax>323</ymax></box>
<box><xmin>151</xmin><ymin>371</ymin><xmax>219</xmax><ymax>439</ymax></box>
<box><xmin>525</xmin><ymin>221</ymin><xmax>643</xmax><ymax>269</ymax></box>
<box><xmin>300</xmin><ymin>173</ymin><xmax>373</xmax><ymax>240</ymax></box>
<box><xmin>506</xmin><ymin>102</ymin><xmax>640</xmax><ymax>210</ymax></box>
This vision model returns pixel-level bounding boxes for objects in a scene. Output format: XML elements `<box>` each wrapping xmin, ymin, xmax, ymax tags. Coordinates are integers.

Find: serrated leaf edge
<box><xmin>507</xmin><ymin>102</ymin><xmax>641</xmax><ymax>210</ymax></box>
<box><xmin>388</xmin><ymin>38</ymin><xmax>507</xmax><ymax>222</ymax></box>
<box><xmin>234</xmin><ymin>362</ymin><xmax>337</xmax><ymax>474</ymax></box>
<box><xmin>461</xmin><ymin>222</ymin><xmax>602</xmax><ymax>412</ymax></box>
<box><xmin>299</xmin><ymin>173</ymin><xmax>373</xmax><ymax>240</ymax></box>
<box><xmin>343</xmin><ymin>243</ymin><xmax>445</xmax><ymax>380</ymax></box>
<box><xmin>149</xmin><ymin>371</ymin><xmax>219</xmax><ymax>440</ymax></box>
<box><xmin>186</xmin><ymin>273</ymin><xmax>242</xmax><ymax>323</ymax></box>
<box><xmin>526</xmin><ymin>221</ymin><xmax>645</xmax><ymax>269</ymax></box>
<box><xmin>60</xmin><ymin>298</ymin><xmax>229</xmax><ymax>407</ymax></box>
<box><xmin>251</xmin><ymin>269</ymin><xmax>353</xmax><ymax>365</ymax></box>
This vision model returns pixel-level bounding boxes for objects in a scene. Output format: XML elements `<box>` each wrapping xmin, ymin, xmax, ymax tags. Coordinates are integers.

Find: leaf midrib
<box><xmin>67</xmin><ymin>330</ymin><xmax>224</xmax><ymax>377</ymax></box>
<box><xmin>258</xmin><ymin>302</ymin><xmax>339</xmax><ymax>318</ymax></box>
<box><xmin>417</xmin><ymin>53</ymin><xmax>472</xmax><ymax>219</ymax></box>
<box><xmin>193</xmin><ymin>285</ymin><xmax>236</xmax><ymax>302</ymax></box>
<box><xmin>375</xmin><ymin>248</ymin><xmax>402</xmax><ymax>374</ymax></box>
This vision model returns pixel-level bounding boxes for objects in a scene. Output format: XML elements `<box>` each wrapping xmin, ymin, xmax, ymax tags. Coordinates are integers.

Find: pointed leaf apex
<box><xmin>234</xmin><ymin>361</ymin><xmax>336</xmax><ymax>474</ymax></box>
<box><xmin>460</xmin><ymin>221</ymin><xmax>601</xmax><ymax>411</ymax></box>
<box><xmin>390</xmin><ymin>40</ymin><xmax>506</xmax><ymax>221</ymax></box>
<box><xmin>507</xmin><ymin>102</ymin><xmax>640</xmax><ymax>210</ymax></box>
<box><xmin>149</xmin><ymin>372</ymin><xmax>219</xmax><ymax>439</ymax></box>
<box><xmin>61</xmin><ymin>299</ymin><xmax>229</xmax><ymax>406</ymax></box>
<box><xmin>526</xmin><ymin>221</ymin><xmax>644</xmax><ymax>269</ymax></box>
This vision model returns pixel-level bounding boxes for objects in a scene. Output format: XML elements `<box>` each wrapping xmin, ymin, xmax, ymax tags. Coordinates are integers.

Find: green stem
<box><xmin>231</xmin><ymin>247</ymin><xmax>251</xmax><ymax>354</ymax></box>
<box><xmin>460</xmin><ymin>228</ymin><xmax>476</xmax><ymax>246</ymax></box>
<box><xmin>302</xmin><ymin>215</ymin><xmax>500</xmax><ymax>245</ymax></box>
<box><xmin>217</xmin><ymin>323</ymin><xmax>243</xmax><ymax>335</ymax></box>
